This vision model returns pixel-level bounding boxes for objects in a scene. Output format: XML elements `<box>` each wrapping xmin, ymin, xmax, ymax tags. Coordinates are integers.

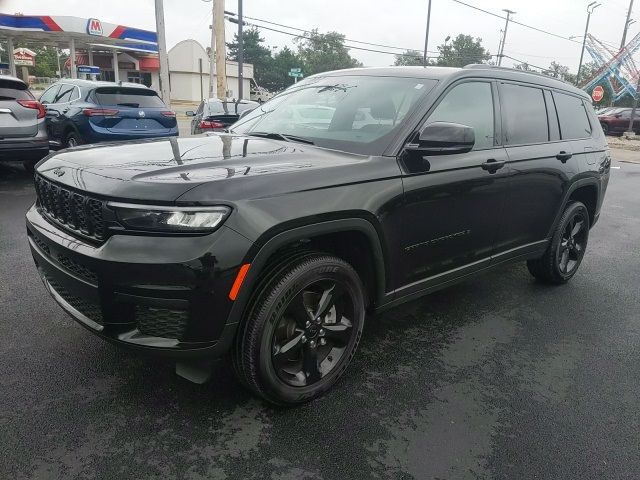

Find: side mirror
<box><xmin>238</xmin><ymin>108</ymin><xmax>255</xmax><ymax>120</ymax></box>
<box><xmin>406</xmin><ymin>122</ymin><xmax>475</xmax><ymax>155</ymax></box>
<box><xmin>185</xmin><ymin>110</ymin><xmax>195</xmax><ymax>117</ymax></box>
<box><xmin>614</xmin><ymin>113</ymin><xmax>622</xmax><ymax>118</ymax></box>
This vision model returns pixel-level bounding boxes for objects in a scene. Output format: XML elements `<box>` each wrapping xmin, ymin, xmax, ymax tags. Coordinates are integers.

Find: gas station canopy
<box><xmin>0</xmin><ymin>14</ymin><xmax>158</xmax><ymax>79</ymax></box>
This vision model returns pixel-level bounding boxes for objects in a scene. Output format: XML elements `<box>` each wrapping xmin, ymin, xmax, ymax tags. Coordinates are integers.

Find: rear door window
<box><xmin>94</xmin><ymin>87</ymin><xmax>166</xmax><ymax>108</ymax></box>
<box><xmin>39</xmin><ymin>84</ymin><xmax>60</xmax><ymax>104</ymax></box>
<box><xmin>500</xmin><ymin>83</ymin><xmax>549</xmax><ymax>145</ymax></box>
<box><xmin>553</xmin><ymin>91</ymin><xmax>592</xmax><ymax>139</ymax></box>
<box><xmin>54</xmin><ymin>84</ymin><xmax>77</xmax><ymax>103</ymax></box>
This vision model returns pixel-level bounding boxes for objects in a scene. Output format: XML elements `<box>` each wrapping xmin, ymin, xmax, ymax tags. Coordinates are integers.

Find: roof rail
<box><xmin>463</xmin><ymin>63</ymin><xmax>571</xmax><ymax>84</ymax></box>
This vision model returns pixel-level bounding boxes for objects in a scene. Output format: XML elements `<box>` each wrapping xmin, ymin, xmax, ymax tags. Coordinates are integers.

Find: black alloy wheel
<box><xmin>232</xmin><ymin>253</ymin><xmax>365</xmax><ymax>405</ymax></box>
<box><xmin>556</xmin><ymin>211</ymin><xmax>588</xmax><ymax>276</ymax></box>
<box><xmin>527</xmin><ymin>201</ymin><xmax>590</xmax><ymax>284</ymax></box>
<box><xmin>271</xmin><ymin>280</ymin><xmax>355</xmax><ymax>387</ymax></box>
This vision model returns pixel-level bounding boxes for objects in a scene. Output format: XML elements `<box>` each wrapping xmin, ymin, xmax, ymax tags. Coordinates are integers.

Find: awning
<box><xmin>139</xmin><ymin>56</ymin><xmax>159</xmax><ymax>71</ymax></box>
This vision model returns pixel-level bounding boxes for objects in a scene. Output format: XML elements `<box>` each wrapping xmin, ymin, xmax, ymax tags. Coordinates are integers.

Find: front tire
<box><xmin>601</xmin><ymin>123</ymin><xmax>609</xmax><ymax>136</ymax></box>
<box><xmin>233</xmin><ymin>253</ymin><xmax>365</xmax><ymax>406</ymax></box>
<box><xmin>527</xmin><ymin>201</ymin><xmax>590</xmax><ymax>284</ymax></box>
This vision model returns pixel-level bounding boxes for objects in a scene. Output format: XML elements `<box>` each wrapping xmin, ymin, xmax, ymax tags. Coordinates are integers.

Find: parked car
<box><xmin>27</xmin><ymin>66</ymin><xmax>610</xmax><ymax>405</ymax></box>
<box><xmin>0</xmin><ymin>75</ymin><xmax>48</xmax><ymax>171</ymax></box>
<box><xmin>250</xmin><ymin>83</ymin><xmax>274</xmax><ymax>103</ymax></box>
<box><xmin>598</xmin><ymin>107</ymin><xmax>640</xmax><ymax>135</ymax></box>
<box><xmin>187</xmin><ymin>98</ymin><xmax>259</xmax><ymax>134</ymax></box>
<box><xmin>39</xmin><ymin>79</ymin><xmax>177</xmax><ymax>148</ymax></box>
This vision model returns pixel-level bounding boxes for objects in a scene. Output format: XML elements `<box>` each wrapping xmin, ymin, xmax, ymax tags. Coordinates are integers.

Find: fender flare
<box><xmin>547</xmin><ymin>177</ymin><xmax>601</xmax><ymax>238</ymax></box>
<box><xmin>225</xmin><ymin>218</ymin><xmax>387</xmax><ymax>327</ymax></box>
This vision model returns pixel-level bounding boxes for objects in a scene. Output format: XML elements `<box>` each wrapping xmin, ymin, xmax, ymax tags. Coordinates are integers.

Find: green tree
<box><xmin>14</xmin><ymin>43</ymin><xmax>60</xmax><ymax>78</ymax></box>
<box><xmin>394</xmin><ymin>49</ymin><xmax>423</xmax><ymax>66</ymax></box>
<box><xmin>294</xmin><ymin>29</ymin><xmax>362</xmax><ymax>76</ymax></box>
<box><xmin>226</xmin><ymin>28</ymin><xmax>273</xmax><ymax>92</ymax></box>
<box><xmin>544</xmin><ymin>61</ymin><xmax>572</xmax><ymax>82</ymax></box>
<box><xmin>514</xmin><ymin>62</ymin><xmax>532</xmax><ymax>71</ymax></box>
<box><xmin>436</xmin><ymin>34</ymin><xmax>491</xmax><ymax>67</ymax></box>
<box><xmin>259</xmin><ymin>46</ymin><xmax>300</xmax><ymax>92</ymax></box>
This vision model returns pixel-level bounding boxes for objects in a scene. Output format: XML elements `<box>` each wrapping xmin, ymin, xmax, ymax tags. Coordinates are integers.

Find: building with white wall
<box><xmin>168</xmin><ymin>39</ymin><xmax>253</xmax><ymax>102</ymax></box>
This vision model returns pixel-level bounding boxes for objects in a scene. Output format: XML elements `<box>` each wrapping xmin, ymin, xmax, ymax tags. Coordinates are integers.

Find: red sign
<box><xmin>87</xmin><ymin>18</ymin><xmax>103</xmax><ymax>36</ymax></box>
<box><xmin>592</xmin><ymin>85</ymin><xmax>605</xmax><ymax>102</ymax></box>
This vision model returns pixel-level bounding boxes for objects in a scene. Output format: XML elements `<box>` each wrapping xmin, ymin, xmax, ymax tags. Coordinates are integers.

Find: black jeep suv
<box><xmin>27</xmin><ymin>66</ymin><xmax>610</xmax><ymax>405</ymax></box>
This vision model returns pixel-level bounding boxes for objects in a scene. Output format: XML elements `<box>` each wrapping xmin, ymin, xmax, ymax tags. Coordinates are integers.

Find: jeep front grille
<box><xmin>34</xmin><ymin>175</ymin><xmax>106</xmax><ymax>242</ymax></box>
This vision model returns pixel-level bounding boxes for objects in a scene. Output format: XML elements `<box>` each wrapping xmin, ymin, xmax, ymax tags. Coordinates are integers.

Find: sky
<box><xmin>0</xmin><ymin>0</ymin><xmax>635</xmax><ymax>72</ymax></box>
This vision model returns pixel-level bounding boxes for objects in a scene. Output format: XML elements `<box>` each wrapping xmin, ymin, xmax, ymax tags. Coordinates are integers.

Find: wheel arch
<box><xmin>226</xmin><ymin>218</ymin><xmax>388</xmax><ymax>327</ymax></box>
<box><xmin>548</xmin><ymin>178</ymin><xmax>600</xmax><ymax>238</ymax></box>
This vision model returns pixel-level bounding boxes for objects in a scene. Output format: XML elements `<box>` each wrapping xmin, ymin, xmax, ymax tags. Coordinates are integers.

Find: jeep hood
<box><xmin>36</xmin><ymin>134</ymin><xmax>382</xmax><ymax>202</ymax></box>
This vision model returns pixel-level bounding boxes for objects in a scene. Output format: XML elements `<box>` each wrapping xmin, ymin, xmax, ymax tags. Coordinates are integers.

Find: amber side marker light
<box><xmin>229</xmin><ymin>264</ymin><xmax>251</xmax><ymax>300</ymax></box>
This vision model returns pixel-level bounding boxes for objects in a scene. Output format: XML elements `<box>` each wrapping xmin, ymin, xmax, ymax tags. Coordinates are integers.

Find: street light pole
<box><xmin>422</xmin><ymin>0</ymin><xmax>432</xmax><ymax>66</ymax></box>
<box><xmin>577</xmin><ymin>2</ymin><xmax>600</xmax><ymax>86</ymax></box>
<box><xmin>237</xmin><ymin>0</ymin><xmax>244</xmax><ymax>100</ymax></box>
<box><xmin>154</xmin><ymin>0</ymin><xmax>172</xmax><ymax>109</ymax></box>
<box><xmin>498</xmin><ymin>9</ymin><xmax>515</xmax><ymax>66</ymax></box>
<box><xmin>621</xmin><ymin>0</ymin><xmax>635</xmax><ymax>49</ymax></box>
<box><xmin>627</xmin><ymin>75</ymin><xmax>640</xmax><ymax>135</ymax></box>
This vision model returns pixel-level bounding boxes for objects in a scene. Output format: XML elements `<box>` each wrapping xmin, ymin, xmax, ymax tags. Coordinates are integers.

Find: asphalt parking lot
<box><xmin>1</xmin><ymin>150</ymin><xmax>639</xmax><ymax>480</ymax></box>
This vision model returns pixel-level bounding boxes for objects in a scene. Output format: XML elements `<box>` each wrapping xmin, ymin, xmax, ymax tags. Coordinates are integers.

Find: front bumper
<box><xmin>26</xmin><ymin>204</ymin><xmax>252</xmax><ymax>358</ymax></box>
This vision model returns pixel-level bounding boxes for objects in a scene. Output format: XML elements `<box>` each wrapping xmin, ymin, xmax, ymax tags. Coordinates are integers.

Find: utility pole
<box><xmin>577</xmin><ymin>2</ymin><xmax>601</xmax><ymax>86</ymax></box>
<box><xmin>237</xmin><ymin>0</ymin><xmax>244</xmax><ymax>100</ymax></box>
<box><xmin>208</xmin><ymin>0</ymin><xmax>216</xmax><ymax>98</ymax></box>
<box><xmin>154</xmin><ymin>0</ymin><xmax>172</xmax><ymax>109</ymax></box>
<box><xmin>621</xmin><ymin>0</ymin><xmax>635</xmax><ymax>49</ymax></box>
<box><xmin>497</xmin><ymin>9</ymin><xmax>515</xmax><ymax>66</ymax></box>
<box><xmin>422</xmin><ymin>0</ymin><xmax>432</xmax><ymax>66</ymax></box>
<box><xmin>213</xmin><ymin>0</ymin><xmax>227</xmax><ymax>99</ymax></box>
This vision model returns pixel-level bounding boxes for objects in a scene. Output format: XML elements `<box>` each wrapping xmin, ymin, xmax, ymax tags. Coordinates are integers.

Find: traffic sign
<box><xmin>288</xmin><ymin>71</ymin><xmax>303</xmax><ymax>78</ymax></box>
<box><xmin>592</xmin><ymin>85</ymin><xmax>605</xmax><ymax>102</ymax></box>
<box><xmin>290</xmin><ymin>68</ymin><xmax>301</xmax><ymax>73</ymax></box>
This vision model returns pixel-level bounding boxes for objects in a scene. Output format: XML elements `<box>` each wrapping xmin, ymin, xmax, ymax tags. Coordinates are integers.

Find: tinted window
<box><xmin>426</xmin><ymin>82</ymin><xmax>495</xmax><ymax>150</ymax></box>
<box><xmin>55</xmin><ymin>84</ymin><xmax>76</xmax><ymax>103</ymax></box>
<box><xmin>554</xmin><ymin>92</ymin><xmax>592</xmax><ymax>139</ymax></box>
<box><xmin>232</xmin><ymin>75</ymin><xmax>437</xmax><ymax>156</ymax></box>
<box><xmin>94</xmin><ymin>87</ymin><xmax>166</xmax><ymax>108</ymax></box>
<box><xmin>501</xmin><ymin>83</ymin><xmax>549</xmax><ymax>145</ymax></box>
<box><xmin>618</xmin><ymin>109</ymin><xmax>631</xmax><ymax>119</ymax></box>
<box><xmin>205</xmin><ymin>101</ymin><xmax>258</xmax><ymax>116</ymax></box>
<box><xmin>0</xmin><ymin>79</ymin><xmax>32</xmax><ymax>100</ymax></box>
<box><xmin>39</xmin><ymin>84</ymin><xmax>60</xmax><ymax>104</ymax></box>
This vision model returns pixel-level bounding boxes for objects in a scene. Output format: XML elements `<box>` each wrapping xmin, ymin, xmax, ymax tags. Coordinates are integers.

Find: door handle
<box><xmin>481</xmin><ymin>159</ymin><xmax>506</xmax><ymax>173</ymax></box>
<box><xmin>556</xmin><ymin>151</ymin><xmax>573</xmax><ymax>162</ymax></box>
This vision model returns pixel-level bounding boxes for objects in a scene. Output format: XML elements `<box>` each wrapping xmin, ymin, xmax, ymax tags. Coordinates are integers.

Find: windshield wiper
<box><xmin>248</xmin><ymin>132</ymin><xmax>315</xmax><ymax>145</ymax></box>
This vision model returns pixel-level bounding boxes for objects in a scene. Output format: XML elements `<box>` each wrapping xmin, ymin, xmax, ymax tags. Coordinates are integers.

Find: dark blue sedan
<box><xmin>39</xmin><ymin>79</ymin><xmax>177</xmax><ymax>148</ymax></box>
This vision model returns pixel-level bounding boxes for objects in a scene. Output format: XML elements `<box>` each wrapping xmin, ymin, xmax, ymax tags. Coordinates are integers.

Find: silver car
<box><xmin>0</xmin><ymin>75</ymin><xmax>49</xmax><ymax>172</ymax></box>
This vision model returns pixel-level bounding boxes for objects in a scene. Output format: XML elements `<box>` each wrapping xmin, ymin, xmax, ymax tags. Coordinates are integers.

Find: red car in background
<box><xmin>598</xmin><ymin>108</ymin><xmax>640</xmax><ymax>135</ymax></box>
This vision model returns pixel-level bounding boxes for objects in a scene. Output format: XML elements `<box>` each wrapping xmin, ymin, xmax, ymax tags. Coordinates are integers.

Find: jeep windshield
<box><xmin>231</xmin><ymin>75</ymin><xmax>437</xmax><ymax>155</ymax></box>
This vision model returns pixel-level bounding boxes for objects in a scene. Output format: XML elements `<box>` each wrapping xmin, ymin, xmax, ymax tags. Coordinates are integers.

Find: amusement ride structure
<box><xmin>581</xmin><ymin>32</ymin><xmax>640</xmax><ymax>101</ymax></box>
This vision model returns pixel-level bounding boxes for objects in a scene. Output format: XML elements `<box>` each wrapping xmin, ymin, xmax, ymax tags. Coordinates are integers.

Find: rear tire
<box><xmin>527</xmin><ymin>201</ymin><xmax>590</xmax><ymax>284</ymax></box>
<box><xmin>65</xmin><ymin>131</ymin><xmax>82</xmax><ymax>148</ymax></box>
<box><xmin>232</xmin><ymin>253</ymin><xmax>365</xmax><ymax>406</ymax></box>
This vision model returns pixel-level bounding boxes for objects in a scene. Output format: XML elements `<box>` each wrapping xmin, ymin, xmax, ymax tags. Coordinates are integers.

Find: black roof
<box><xmin>316</xmin><ymin>65</ymin><xmax>588</xmax><ymax>99</ymax></box>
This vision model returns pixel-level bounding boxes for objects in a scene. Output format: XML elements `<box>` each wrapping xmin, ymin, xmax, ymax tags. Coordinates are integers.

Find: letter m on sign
<box><xmin>87</xmin><ymin>18</ymin><xmax>103</xmax><ymax>36</ymax></box>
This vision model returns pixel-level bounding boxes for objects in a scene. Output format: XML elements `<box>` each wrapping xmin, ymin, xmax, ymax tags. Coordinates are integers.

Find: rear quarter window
<box><xmin>553</xmin><ymin>91</ymin><xmax>592</xmax><ymax>139</ymax></box>
<box><xmin>94</xmin><ymin>87</ymin><xmax>166</xmax><ymax>108</ymax></box>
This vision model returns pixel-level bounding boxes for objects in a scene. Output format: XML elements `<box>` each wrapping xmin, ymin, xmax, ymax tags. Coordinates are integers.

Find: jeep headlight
<box><xmin>109</xmin><ymin>203</ymin><xmax>230</xmax><ymax>233</ymax></box>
